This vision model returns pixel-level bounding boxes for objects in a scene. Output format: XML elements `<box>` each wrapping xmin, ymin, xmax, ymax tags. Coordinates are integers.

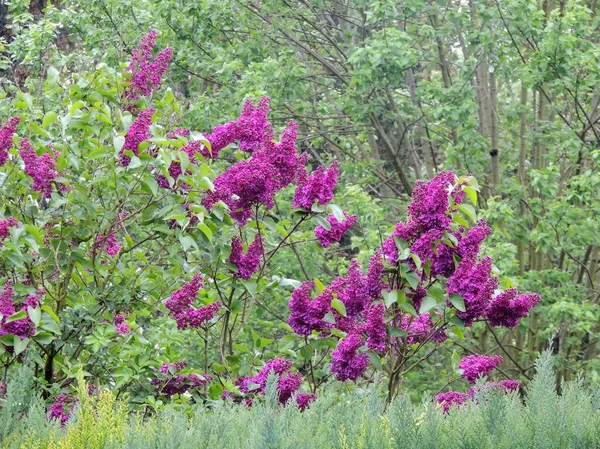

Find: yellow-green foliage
<box><xmin>24</xmin><ymin>373</ymin><xmax>126</xmax><ymax>449</ymax></box>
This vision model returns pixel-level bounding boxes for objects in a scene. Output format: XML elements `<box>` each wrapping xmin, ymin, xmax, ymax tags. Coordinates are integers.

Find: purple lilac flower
<box><xmin>486</xmin><ymin>289</ymin><xmax>541</xmax><ymax>328</ymax></box>
<box><xmin>0</xmin><ymin>282</ymin><xmax>39</xmax><ymax>339</ymax></box>
<box><xmin>287</xmin><ymin>281</ymin><xmax>332</xmax><ymax>336</ymax></box>
<box><xmin>167</xmin><ymin>128</ymin><xmax>190</xmax><ymax>139</ymax></box>
<box><xmin>202</xmin><ymin>97</ymin><xmax>274</xmax><ymax>159</ymax></box>
<box><xmin>408</xmin><ymin>171</ymin><xmax>463</xmax><ymax>232</ymax></box>
<box><xmin>330</xmin><ymin>333</ymin><xmax>369</xmax><ymax>382</ymax></box>
<box><xmin>19</xmin><ymin>138</ymin><xmax>60</xmax><ymax>198</ymax></box>
<box><xmin>0</xmin><ymin>217</ymin><xmax>18</xmax><ymax>247</ymax></box>
<box><xmin>114</xmin><ymin>314</ymin><xmax>129</xmax><ymax>335</ymax></box>
<box><xmin>237</xmin><ymin>359</ymin><xmax>303</xmax><ymax>404</ymax></box>
<box><xmin>437</xmin><ymin>391</ymin><xmax>468</xmax><ymax>413</ymax></box>
<box><xmin>459</xmin><ymin>354</ymin><xmax>503</xmax><ymax>384</ymax></box>
<box><xmin>228</xmin><ymin>235</ymin><xmax>263</xmax><ymax>279</ymax></box>
<box><xmin>96</xmin><ymin>234</ymin><xmax>120</xmax><ymax>257</ymax></box>
<box><xmin>278</xmin><ymin>372</ymin><xmax>303</xmax><ymax>403</ymax></box>
<box><xmin>151</xmin><ymin>361</ymin><xmax>212</xmax><ymax>398</ymax></box>
<box><xmin>293</xmin><ymin>161</ymin><xmax>339</xmax><ymax>210</ymax></box>
<box><xmin>165</xmin><ymin>275</ymin><xmax>220</xmax><ymax>329</ymax></box>
<box><xmin>314</xmin><ymin>212</ymin><xmax>357</xmax><ymax>248</ymax></box>
<box><xmin>400</xmin><ymin>312</ymin><xmax>448</xmax><ymax>345</ymax></box>
<box><xmin>203</xmin><ymin>119</ymin><xmax>306</xmax><ymax>224</ymax></box>
<box><xmin>119</xmin><ymin>107</ymin><xmax>155</xmax><ymax>166</ymax></box>
<box><xmin>468</xmin><ymin>380</ymin><xmax>522</xmax><ymax>399</ymax></box>
<box><xmin>124</xmin><ymin>30</ymin><xmax>172</xmax><ymax>100</ymax></box>
<box><xmin>365</xmin><ymin>251</ymin><xmax>386</xmax><ymax>300</ymax></box>
<box><xmin>0</xmin><ymin>117</ymin><xmax>20</xmax><ymax>167</ymax></box>
<box><xmin>366</xmin><ymin>303</ymin><xmax>386</xmax><ymax>353</ymax></box>
<box><xmin>381</xmin><ymin>172</ymin><xmax>467</xmax><ymax>265</ymax></box>
<box><xmin>296</xmin><ymin>393</ymin><xmax>317</xmax><ymax>411</ymax></box>
<box><xmin>47</xmin><ymin>393</ymin><xmax>78</xmax><ymax>427</ymax></box>
<box><xmin>447</xmin><ymin>256</ymin><xmax>498</xmax><ymax>326</ymax></box>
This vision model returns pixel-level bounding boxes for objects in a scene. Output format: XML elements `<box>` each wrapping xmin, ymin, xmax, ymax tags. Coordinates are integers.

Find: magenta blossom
<box><xmin>314</xmin><ymin>212</ymin><xmax>357</xmax><ymax>248</ymax></box>
<box><xmin>296</xmin><ymin>393</ymin><xmax>317</xmax><ymax>411</ymax></box>
<box><xmin>119</xmin><ymin>107</ymin><xmax>155</xmax><ymax>166</ymax></box>
<box><xmin>459</xmin><ymin>354</ymin><xmax>503</xmax><ymax>384</ymax></box>
<box><xmin>228</xmin><ymin>235</ymin><xmax>263</xmax><ymax>279</ymax></box>
<box><xmin>124</xmin><ymin>30</ymin><xmax>172</xmax><ymax>101</ymax></box>
<box><xmin>437</xmin><ymin>391</ymin><xmax>468</xmax><ymax>413</ymax></box>
<box><xmin>330</xmin><ymin>333</ymin><xmax>369</xmax><ymax>382</ymax></box>
<box><xmin>47</xmin><ymin>393</ymin><xmax>78</xmax><ymax>427</ymax></box>
<box><xmin>19</xmin><ymin>138</ymin><xmax>60</xmax><ymax>198</ymax></box>
<box><xmin>0</xmin><ymin>116</ymin><xmax>20</xmax><ymax>167</ymax></box>
<box><xmin>0</xmin><ymin>217</ymin><xmax>18</xmax><ymax>247</ymax></box>
<box><xmin>486</xmin><ymin>289</ymin><xmax>541</xmax><ymax>328</ymax></box>
<box><xmin>293</xmin><ymin>161</ymin><xmax>339</xmax><ymax>210</ymax></box>
<box><xmin>165</xmin><ymin>275</ymin><xmax>220</xmax><ymax>329</ymax></box>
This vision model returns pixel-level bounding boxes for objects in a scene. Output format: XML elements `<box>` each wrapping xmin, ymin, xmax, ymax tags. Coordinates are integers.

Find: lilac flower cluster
<box><xmin>459</xmin><ymin>354</ymin><xmax>503</xmax><ymax>383</ymax></box>
<box><xmin>151</xmin><ymin>361</ymin><xmax>212</xmax><ymax>398</ymax></box>
<box><xmin>47</xmin><ymin>393</ymin><xmax>77</xmax><ymax>427</ymax></box>
<box><xmin>228</xmin><ymin>235</ymin><xmax>262</xmax><ymax>279</ymax></box>
<box><xmin>19</xmin><ymin>138</ymin><xmax>60</xmax><ymax>198</ymax></box>
<box><xmin>0</xmin><ymin>282</ymin><xmax>41</xmax><ymax>339</ymax></box>
<box><xmin>235</xmin><ymin>358</ymin><xmax>312</xmax><ymax>406</ymax></box>
<box><xmin>119</xmin><ymin>107</ymin><xmax>155</xmax><ymax>166</ymax></box>
<box><xmin>0</xmin><ymin>116</ymin><xmax>20</xmax><ymax>167</ymax></box>
<box><xmin>124</xmin><ymin>30</ymin><xmax>172</xmax><ymax>101</ymax></box>
<box><xmin>314</xmin><ymin>212</ymin><xmax>357</xmax><ymax>247</ymax></box>
<box><xmin>366</xmin><ymin>303</ymin><xmax>386</xmax><ymax>353</ymax></box>
<box><xmin>468</xmin><ymin>380</ymin><xmax>521</xmax><ymax>399</ymax></box>
<box><xmin>296</xmin><ymin>392</ymin><xmax>317</xmax><ymax>411</ymax></box>
<box><xmin>286</xmin><ymin>171</ymin><xmax>540</xmax><ymax>385</ymax></box>
<box><xmin>330</xmin><ymin>333</ymin><xmax>370</xmax><ymax>381</ymax></box>
<box><xmin>203</xmin><ymin>112</ymin><xmax>307</xmax><ymax>224</ymax></box>
<box><xmin>164</xmin><ymin>275</ymin><xmax>220</xmax><ymax>329</ymax></box>
<box><xmin>437</xmin><ymin>391</ymin><xmax>468</xmax><ymax>413</ymax></box>
<box><xmin>113</xmin><ymin>314</ymin><xmax>129</xmax><ymax>335</ymax></box>
<box><xmin>400</xmin><ymin>313</ymin><xmax>448</xmax><ymax>344</ymax></box>
<box><xmin>487</xmin><ymin>289</ymin><xmax>541</xmax><ymax>328</ymax></box>
<box><xmin>96</xmin><ymin>233</ymin><xmax>120</xmax><ymax>257</ymax></box>
<box><xmin>0</xmin><ymin>217</ymin><xmax>18</xmax><ymax>247</ymax></box>
<box><xmin>202</xmin><ymin>97</ymin><xmax>273</xmax><ymax>159</ymax></box>
<box><xmin>293</xmin><ymin>161</ymin><xmax>339</xmax><ymax>210</ymax></box>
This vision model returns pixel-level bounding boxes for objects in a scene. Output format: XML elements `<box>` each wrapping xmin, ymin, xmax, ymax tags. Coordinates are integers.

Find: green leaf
<box><xmin>42</xmin><ymin>111</ymin><xmax>58</xmax><ymax>129</ymax></box>
<box><xmin>178</xmin><ymin>235</ymin><xmax>198</xmax><ymax>252</ymax></box>
<box><xmin>398</xmin><ymin>301</ymin><xmax>417</xmax><ymax>317</ymax></box>
<box><xmin>41</xmin><ymin>306</ymin><xmax>60</xmax><ymax>323</ymax></box>
<box><xmin>457</xmin><ymin>204</ymin><xmax>477</xmax><ymax>222</ymax></box>
<box><xmin>300</xmin><ymin>344</ymin><xmax>314</xmax><ymax>360</ymax></box>
<box><xmin>419</xmin><ymin>296</ymin><xmax>437</xmax><ymax>314</ymax></box>
<box><xmin>27</xmin><ymin>307</ymin><xmax>41</xmax><ymax>326</ymax></box>
<box><xmin>47</xmin><ymin>66</ymin><xmax>59</xmax><ymax>85</ymax></box>
<box><xmin>403</xmin><ymin>271</ymin><xmax>420</xmax><ymax>290</ymax></box>
<box><xmin>323</xmin><ymin>311</ymin><xmax>336</xmax><ymax>324</ymax></box>
<box><xmin>5</xmin><ymin>310</ymin><xmax>26</xmax><ymax>323</ymax></box>
<box><xmin>368</xmin><ymin>351</ymin><xmax>383</xmax><ymax>370</ymax></box>
<box><xmin>463</xmin><ymin>185</ymin><xmax>478</xmax><ymax>205</ymax></box>
<box><xmin>449</xmin><ymin>293</ymin><xmax>466</xmax><ymax>312</ymax></box>
<box><xmin>199</xmin><ymin>224</ymin><xmax>213</xmax><ymax>242</ymax></box>
<box><xmin>314</xmin><ymin>278</ymin><xmax>326</xmax><ymax>294</ymax></box>
<box><xmin>387</xmin><ymin>326</ymin><xmax>408</xmax><ymax>338</ymax></box>
<box><xmin>315</xmin><ymin>215</ymin><xmax>331</xmax><ymax>231</ymax></box>
<box><xmin>331</xmin><ymin>299</ymin><xmax>347</xmax><ymax>317</ymax></box>
<box><xmin>329</xmin><ymin>204</ymin><xmax>346</xmax><ymax>223</ymax></box>
<box><xmin>243</xmin><ymin>280</ymin><xmax>257</xmax><ymax>298</ymax></box>
<box><xmin>382</xmin><ymin>289</ymin><xmax>398</xmax><ymax>308</ymax></box>
<box><xmin>141</xmin><ymin>177</ymin><xmax>159</xmax><ymax>196</ymax></box>
<box><xmin>209</xmin><ymin>384</ymin><xmax>224</xmax><ymax>400</ymax></box>
<box><xmin>13</xmin><ymin>336</ymin><xmax>29</xmax><ymax>355</ymax></box>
